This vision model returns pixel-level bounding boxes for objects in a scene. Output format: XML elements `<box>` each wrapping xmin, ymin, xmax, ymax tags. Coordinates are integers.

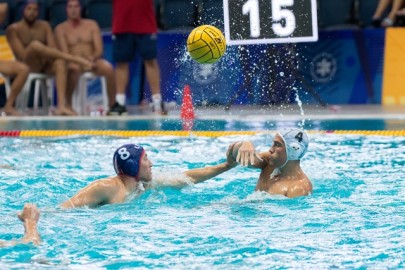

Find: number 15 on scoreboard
<box><xmin>223</xmin><ymin>0</ymin><xmax>318</xmax><ymax>45</ymax></box>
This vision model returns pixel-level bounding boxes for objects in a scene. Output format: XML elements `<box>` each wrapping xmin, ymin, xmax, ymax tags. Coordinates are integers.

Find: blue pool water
<box><xmin>1</xmin><ymin>118</ymin><xmax>405</xmax><ymax>131</ymax></box>
<box><xmin>0</xmin><ymin>132</ymin><xmax>404</xmax><ymax>269</ymax></box>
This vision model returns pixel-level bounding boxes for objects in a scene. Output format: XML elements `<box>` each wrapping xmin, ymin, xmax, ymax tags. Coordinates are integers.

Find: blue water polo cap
<box><xmin>277</xmin><ymin>128</ymin><xmax>309</xmax><ymax>162</ymax></box>
<box><xmin>113</xmin><ymin>144</ymin><xmax>145</xmax><ymax>178</ymax></box>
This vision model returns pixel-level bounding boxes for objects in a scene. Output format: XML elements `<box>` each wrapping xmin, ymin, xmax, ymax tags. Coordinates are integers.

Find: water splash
<box><xmin>294</xmin><ymin>88</ymin><xmax>305</xmax><ymax>128</ymax></box>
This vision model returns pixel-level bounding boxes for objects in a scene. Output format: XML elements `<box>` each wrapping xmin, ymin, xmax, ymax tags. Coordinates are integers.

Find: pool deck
<box><xmin>2</xmin><ymin>104</ymin><xmax>404</xmax><ymax>121</ymax></box>
<box><xmin>0</xmin><ymin>104</ymin><xmax>404</xmax><ymax>136</ymax></box>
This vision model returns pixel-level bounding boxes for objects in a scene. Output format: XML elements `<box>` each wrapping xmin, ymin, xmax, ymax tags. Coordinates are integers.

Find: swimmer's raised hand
<box><xmin>18</xmin><ymin>203</ymin><xmax>40</xmax><ymax>223</ymax></box>
<box><xmin>18</xmin><ymin>203</ymin><xmax>41</xmax><ymax>245</ymax></box>
<box><xmin>235</xmin><ymin>141</ymin><xmax>262</xmax><ymax>167</ymax></box>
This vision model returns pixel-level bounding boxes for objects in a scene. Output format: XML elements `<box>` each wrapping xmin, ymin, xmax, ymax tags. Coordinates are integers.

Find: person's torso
<box><xmin>61</xmin><ymin>20</ymin><xmax>96</xmax><ymax>57</ymax></box>
<box><xmin>16</xmin><ymin>20</ymin><xmax>48</xmax><ymax>47</ymax></box>
<box><xmin>255</xmin><ymin>165</ymin><xmax>312</xmax><ymax>196</ymax></box>
<box><xmin>112</xmin><ymin>0</ymin><xmax>157</xmax><ymax>34</ymax></box>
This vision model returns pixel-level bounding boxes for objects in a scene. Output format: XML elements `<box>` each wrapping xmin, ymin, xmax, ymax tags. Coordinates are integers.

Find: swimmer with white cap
<box><xmin>228</xmin><ymin>128</ymin><xmax>312</xmax><ymax>198</ymax></box>
<box><xmin>61</xmin><ymin>143</ymin><xmax>238</xmax><ymax>208</ymax></box>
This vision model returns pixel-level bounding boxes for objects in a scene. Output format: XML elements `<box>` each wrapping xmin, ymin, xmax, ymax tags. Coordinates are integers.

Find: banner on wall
<box><xmin>143</xmin><ymin>29</ymin><xmax>385</xmax><ymax>106</ymax></box>
<box><xmin>382</xmin><ymin>28</ymin><xmax>405</xmax><ymax>105</ymax></box>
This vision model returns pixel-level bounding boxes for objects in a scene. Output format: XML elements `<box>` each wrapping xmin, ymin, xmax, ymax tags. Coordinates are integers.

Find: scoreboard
<box><xmin>223</xmin><ymin>0</ymin><xmax>318</xmax><ymax>45</ymax></box>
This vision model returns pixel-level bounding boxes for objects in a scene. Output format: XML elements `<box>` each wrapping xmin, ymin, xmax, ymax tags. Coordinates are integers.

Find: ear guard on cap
<box><xmin>277</xmin><ymin>128</ymin><xmax>309</xmax><ymax>163</ymax></box>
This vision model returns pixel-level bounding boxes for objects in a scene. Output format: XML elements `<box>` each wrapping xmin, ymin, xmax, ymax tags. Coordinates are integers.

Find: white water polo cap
<box><xmin>277</xmin><ymin>128</ymin><xmax>309</xmax><ymax>162</ymax></box>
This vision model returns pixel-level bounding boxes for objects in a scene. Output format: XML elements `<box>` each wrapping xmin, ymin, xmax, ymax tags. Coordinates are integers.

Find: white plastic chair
<box><xmin>72</xmin><ymin>72</ymin><xmax>109</xmax><ymax>115</ymax></box>
<box><xmin>16</xmin><ymin>73</ymin><xmax>54</xmax><ymax>112</ymax></box>
<box><xmin>0</xmin><ymin>73</ymin><xmax>12</xmax><ymax>98</ymax></box>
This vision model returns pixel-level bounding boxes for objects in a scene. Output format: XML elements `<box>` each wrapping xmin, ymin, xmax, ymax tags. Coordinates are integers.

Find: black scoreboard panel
<box><xmin>223</xmin><ymin>0</ymin><xmax>318</xmax><ymax>45</ymax></box>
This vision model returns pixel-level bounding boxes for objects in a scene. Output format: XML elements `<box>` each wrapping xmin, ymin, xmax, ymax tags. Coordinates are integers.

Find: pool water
<box><xmin>1</xmin><ymin>118</ymin><xmax>405</xmax><ymax>131</ymax></box>
<box><xmin>0</xmin><ymin>133</ymin><xmax>404</xmax><ymax>269</ymax></box>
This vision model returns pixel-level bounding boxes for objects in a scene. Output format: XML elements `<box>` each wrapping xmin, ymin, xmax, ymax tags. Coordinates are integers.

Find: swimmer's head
<box><xmin>277</xmin><ymin>128</ymin><xmax>308</xmax><ymax>166</ymax></box>
<box><xmin>113</xmin><ymin>144</ymin><xmax>145</xmax><ymax>178</ymax></box>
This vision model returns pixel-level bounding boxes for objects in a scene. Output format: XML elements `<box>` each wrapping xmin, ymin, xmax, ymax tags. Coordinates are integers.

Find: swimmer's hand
<box><xmin>225</xmin><ymin>143</ymin><xmax>238</xmax><ymax>168</ymax></box>
<box><xmin>236</xmin><ymin>141</ymin><xmax>263</xmax><ymax>167</ymax></box>
<box><xmin>18</xmin><ymin>203</ymin><xmax>41</xmax><ymax>245</ymax></box>
<box><xmin>18</xmin><ymin>203</ymin><xmax>40</xmax><ymax>223</ymax></box>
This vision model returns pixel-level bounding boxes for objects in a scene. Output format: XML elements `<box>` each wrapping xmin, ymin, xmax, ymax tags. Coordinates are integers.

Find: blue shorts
<box><xmin>112</xmin><ymin>33</ymin><xmax>158</xmax><ymax>62</ymax></box>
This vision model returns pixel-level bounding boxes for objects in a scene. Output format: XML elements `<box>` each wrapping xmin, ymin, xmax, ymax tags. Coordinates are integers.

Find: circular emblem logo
<box><xmin>192</xmin><ymin>63</ymin><xmax>218</xmax><ymax>85</ymax></box>
<box><xmin>310</xmin><ymin>53</ymin><xmax>337</xmax><ymax>83</ymax></box>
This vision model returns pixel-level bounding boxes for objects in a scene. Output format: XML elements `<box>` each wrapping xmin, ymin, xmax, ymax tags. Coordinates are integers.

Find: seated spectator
<box><xmin>0</xmin><ymin>2</ymin><xmax>30</xmax><ymax>116</ymax></box>
<box><xmin>0</xmin><ymin>2</ymin><xmax>6</xmax><ymax>26</ymax></box>
<box><xmin>372</xmin><ymin>0</ymin><xmax>405</xmax><ymax>27</ymax></box>
<box><xmin>54</xmin><ymin>0</ymin><xmax>122</xmax><ymax>115</ymax></box>
<box><xmin>6</xmin><ymin>0</ymin><xmax>92</xmax><ymax>116</ymax></box>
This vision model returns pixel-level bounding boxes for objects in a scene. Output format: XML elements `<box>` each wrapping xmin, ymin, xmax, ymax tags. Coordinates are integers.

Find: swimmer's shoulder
<box><xmin>286</xmin><ymin>175</ymin><xmax>313</xmax><ymax>198</ymax></box>
<box><xmin>90</xmin><ymin>176</ymin><xmax>123</xmax><ymax>191</ymax></box>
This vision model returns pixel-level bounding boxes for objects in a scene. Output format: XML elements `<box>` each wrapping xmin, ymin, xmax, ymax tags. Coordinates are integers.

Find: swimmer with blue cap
<box><xmin>61</xmin><ymin>143</ymin><xmax>238</xmax><ymax>208</ymax></box>
<box><xmin>228</xmin><ymin>128</ymin><xmax>312</xmax><ymax>198</ymax></box>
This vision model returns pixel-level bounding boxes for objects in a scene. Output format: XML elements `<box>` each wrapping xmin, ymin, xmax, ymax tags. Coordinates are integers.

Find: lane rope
<box><xmin>0</xmin><ymin>130</ymin><xmax>404</xmax><ymax>137</ymax></box>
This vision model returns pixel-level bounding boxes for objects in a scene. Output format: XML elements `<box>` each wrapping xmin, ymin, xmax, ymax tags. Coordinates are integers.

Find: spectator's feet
<box><xmin>54</xmin><ymin>107</ymin><xmax>78</xmax><ymax>116</ymax></box>
<box><xmin>0</xmin><ymin>106</ymin><xmax>23</xmax><ymax>116</ymax></box>
<box><xmin>152</xmin><ymin>101</ymin><xmax>168</xmax><ymax>115</ymax></box>
<box><xmin>381</xmin><ymin>17</ymin><xmax>394</xmax><ymax>27</ymax></box>
<box><xmin>107</xmin><ymin>102</ymin><xmax>128</xmax><ymax>116</ymax></box>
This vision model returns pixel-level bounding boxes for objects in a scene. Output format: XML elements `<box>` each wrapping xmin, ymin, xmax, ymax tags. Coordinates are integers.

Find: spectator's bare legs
<box><xmin>144</xmin><ymin>59</ymin><xmax>164</xmax><ymax>114</ymax></box>
<box><xmin>65</xmin><ymin>60</ymin><xmax>117</xmax><ymax>112</ymax></box>
<box><xmin>18</xmin><ymin>203</ymin><xmax>41</xmax><ymax>245</ymax></box>
<box><xmin>373</xmin><ymin>0</ymin><xmax>392</xmax><ymax>18</ymax></box>
<box><xmin>0</xmin><ymin>61</ymin><xmax>29</xmax><ymax>116</ymax></box>
<box><xmin>373</xmin><ymin>0</ymin><xmax>404</xmax><ymax>26</ymax></box>
<box><xmin>65</xmin><ymin>63</ymin><xmax>81</xmax><ymax>110</ymax></box>
<box><xmin>52</xmin><ymin>59</ymin><xmax>79</xmax><ymax>115</ymax></box>
<box><xmin>144</xmin><ymin>59</ymin><xmax>160</xmax><ymax>96</ymax></box>
<box><xmin>23</xmin><ymin>41</ymin><xmax>92</xmax><ymax>115</ymax></box>
<box><xmin>24</xmin><ymin>41</ymin><xmax>92</xmax><ymax>70</ymax></box>
<box><xmin>92</xmin><ymin>59</ymin><xmax>116</xmax><ymax>107</ymax></box>
<box><xmin>115</xmin><ymin>62</ymin><xmax>129</xmax><ymax>106</ymax></box>
<box><xmin>386</xmin><ymin>0</ymin><xmax>405</xmax><ymax>25</ymax></box>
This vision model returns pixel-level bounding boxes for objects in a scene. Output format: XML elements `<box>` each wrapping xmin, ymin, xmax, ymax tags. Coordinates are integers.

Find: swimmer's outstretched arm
<box><xmin>184</xmin><ymin>143</ymin><xmax>238</xmax><ymax>184</ymax></box>
<box><xmin>0</xmin><ymin>203</ymin><xmax>41</xmax><ymax>247</ymax></box>
<box><xmin>230</xmin><ymin>141</ymin><xmax>267</xmax><ymax>169</ymax></box>
<box><xmin>153</xmin><ymin>144</ymin><xmax>238</xmax><ymax>187</ymax></box>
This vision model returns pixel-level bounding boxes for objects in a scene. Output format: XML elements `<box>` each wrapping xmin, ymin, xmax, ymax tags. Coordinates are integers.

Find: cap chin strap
<box><xmin>274</xmin><ymin>132</ymin><xmax>290</xmax><ymax>175</ymax></box>
<box><xmin>270</xmin><ymin>167</ymin><xmax>281</xmax><ymax>178</ymax></box>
